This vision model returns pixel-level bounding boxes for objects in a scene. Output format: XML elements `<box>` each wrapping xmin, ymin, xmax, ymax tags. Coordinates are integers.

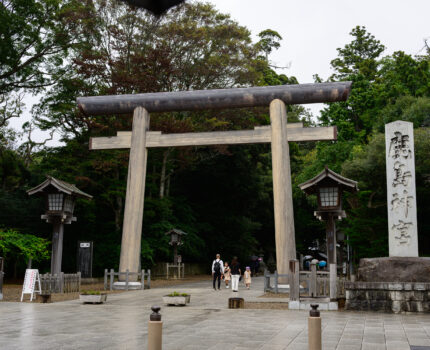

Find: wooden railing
<box><xmin>263</xmin><ymin>270</ymin><xmax>289</xmax><ymax>294</ymax></box>
<box><xmin>166</xmin><ymin>263</ymin><xmax>184</xmax><ymax>279</ymax></box>
<box><xmin>104</xmin><ymin>269</ymin><xmax>151</xmax><ymax>291</ymax></box>
<box><xmin>40</xmin><ymin>272</ymin><xmax>81</xmax><ymax>294</ymax></box>
<box><xmin>264</xmin><ymin>261</ymin><xmax>346</xmax><ymax>299</ymax></box>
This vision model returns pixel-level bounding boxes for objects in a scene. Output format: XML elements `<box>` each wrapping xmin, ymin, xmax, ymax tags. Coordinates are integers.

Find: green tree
<box><xmin>330</xmin><ymin>25</ymin><xmax>385</xmax><ymax>81</ymax></box>
<box><xmin>0</xmin><ymin>228</ymin><xmax>50</xmax><ymax>277</ymax></box>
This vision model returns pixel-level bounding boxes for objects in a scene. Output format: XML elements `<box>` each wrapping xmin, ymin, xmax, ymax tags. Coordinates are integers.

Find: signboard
<box><xmin>177</xmin><ymin>255</ymin><xmax>182</xmax><ymax>263</ymax></box>
<box><xmin>21</xmin><ymin>269</ymin><xmax>41</xmax><ymax>302</ymax></box>
<box><xmin>77</xmin><ymin>241</ymin><xmax>93</xmax><ymax>278</ymax></box>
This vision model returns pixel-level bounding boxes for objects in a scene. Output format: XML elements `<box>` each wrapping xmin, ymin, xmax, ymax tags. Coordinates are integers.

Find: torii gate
<box><xmin>77</xmin><ymin>82</ymin><xmax>351</xmax><ymax>285</ymax></box>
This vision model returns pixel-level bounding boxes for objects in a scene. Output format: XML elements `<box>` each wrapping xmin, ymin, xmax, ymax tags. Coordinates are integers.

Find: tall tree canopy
<box><xmin>1</xmin><ymin>4</ymin><xmax>430</xmax><ymax>278</ymax></box>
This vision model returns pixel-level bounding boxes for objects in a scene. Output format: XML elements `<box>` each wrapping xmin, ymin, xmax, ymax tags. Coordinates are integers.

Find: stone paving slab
<box><xmin>1</xmin><ymin>277</ymin><xmax>430</xmax><ymax>349</ymax></box>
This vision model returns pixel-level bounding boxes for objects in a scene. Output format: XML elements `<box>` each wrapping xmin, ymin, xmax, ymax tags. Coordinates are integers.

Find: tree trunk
<box><xmin>159</xmin><ymin>149</ymin><xmax>170</xmax><ymax>199</ymax></box>
<box><xmin>115</xmin><ymin>195</ymin><xmax>123</xmax><ymax>232</ymax></box>
<box><xmin>114</xmin><ymin>167</ymin><xmax>123</xmax><ymax>232</ymax></box>
<box><xmin>166</xmin><ymin>173</ymin><xmax>171</xmax><ymax>197</ymax></box>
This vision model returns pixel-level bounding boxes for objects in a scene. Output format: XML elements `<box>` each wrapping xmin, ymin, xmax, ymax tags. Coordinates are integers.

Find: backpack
<box><xmin>213</xmin><ymin>260</ymin><xmax>221</xmax><ymax>273</ymax></box>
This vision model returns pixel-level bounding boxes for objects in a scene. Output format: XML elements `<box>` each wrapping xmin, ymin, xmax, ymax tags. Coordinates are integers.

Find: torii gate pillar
<box><xmin>119</xmin><ymin>107</ymin><xmax>149</xmax><ymax>282</ymax></box>
<box><xmin>270</xmin><ymin>99</ymin><xmax>296</xmax><ymax>278</ymax></box>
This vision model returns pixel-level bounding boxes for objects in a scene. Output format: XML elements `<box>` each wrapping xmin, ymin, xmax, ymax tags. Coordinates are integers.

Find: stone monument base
<box><xmin>113</xmin><ymin>281</ymin><xmax>142</xmax><ymax>290</ymax></box>
<box><xmin>345</xmin><ymin>257</ymin><xmax>430</xmax><ymax>313</ymax></box>
<box><xmin>357</xmin><ymin>257</ymin><xmax>430</xmax><ymax>282</ymax></box>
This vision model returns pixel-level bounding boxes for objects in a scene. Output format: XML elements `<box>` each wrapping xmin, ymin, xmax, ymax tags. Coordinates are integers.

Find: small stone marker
<box><xmin>385</xmin><ymin>121</ymin><xmax>418</xmax><ymax>257</ymax></box>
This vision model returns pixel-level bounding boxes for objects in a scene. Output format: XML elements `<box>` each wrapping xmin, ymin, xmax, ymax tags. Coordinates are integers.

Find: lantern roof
<box><xmin>298</xmin><ymin>166</ymin><xmax>358</xmax><ymax>195</ymax></box>
<box><xmin>27</xmin><ymin>176</ymin><xmax>93</xmax><ymax>199</ymax></box>
<box><xmin>165</xmin><ymin>228</ymin><xmax>188</xmax><ymax>236</ymax></box>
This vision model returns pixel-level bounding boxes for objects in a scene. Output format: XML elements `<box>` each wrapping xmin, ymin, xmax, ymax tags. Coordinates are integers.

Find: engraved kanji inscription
<box><xmin>393</xmin><ymin>161</ymin><xmax>412</xmax><ymax>187</ymax></box>
<box><xmin>389</xmin><ymin>131</ymin><xmax>412</xmax><ymax>159</ymax></box>
<box><xmin>391</xmin><ymin>190</ymin><xmax>414</xmax><ymax>218</ymax></box>
<box><xmin>392</xmin><ymin>220</ymin><xmax>413</xmax><ymax>245</ymax></box>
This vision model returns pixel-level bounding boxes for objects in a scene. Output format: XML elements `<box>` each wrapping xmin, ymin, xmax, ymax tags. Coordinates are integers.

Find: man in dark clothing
<box><xmin>211</xmin><ymin>254</ymin><xmax>224</xmax><ymax>290</ymax></box>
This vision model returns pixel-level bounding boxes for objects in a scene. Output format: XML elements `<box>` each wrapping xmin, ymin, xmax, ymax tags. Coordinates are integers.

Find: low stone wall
<box><xmin>345</xmin><ymin>281</ymin><xmax>430</xmax><ymax>313</ymax></box>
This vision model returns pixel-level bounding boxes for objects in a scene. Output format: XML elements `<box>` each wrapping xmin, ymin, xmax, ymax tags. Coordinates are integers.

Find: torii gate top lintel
<box><xmin>77</xmin><ymin>82</ymin><xmax>351</xmax><ymax>116</ymax></box>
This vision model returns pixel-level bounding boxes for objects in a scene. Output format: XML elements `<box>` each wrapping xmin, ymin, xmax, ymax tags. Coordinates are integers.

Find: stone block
<box><xmin>413</xmin><ymin>283</ymin><xmax>426</xmax><ymax>290</ymax></box>
<box><xmin>390</xmin><ymin>291</ymin><xmax>404</xmax><ymax>301</ymax></box>
<box><xmin>388</xmin><ymin>283</ymin><xmax>404</xmax><ymax>291</ymax></box>
<box><xmin>369</xmin><ymin>300</ymin><xmax>388</xmax><ymax>312</ymax></box>
<box><xmin>409</xmin><ymin>301</ymin><xmax>424</xmax><ymax>312</ymax></box>
<box><xmin>403</xmin><ymin>283</ymin><xmax>412</xmax><ymax>290</ymax></box>
<box><xmin>357</xmin><ymin>257</ymin><xmax>430</xmax><ymax>282</ymax></box>
<box><xmin>391</xmin><ymin>301</ymin><xmax>402</xmax><ymax>313</ymax></box>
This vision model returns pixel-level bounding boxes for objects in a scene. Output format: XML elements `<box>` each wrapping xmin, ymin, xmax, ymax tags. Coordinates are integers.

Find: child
<box><xmin>223</xmin><ymin>262</ymin><xmax>231</xmax><ymax>288</ymax></box>
<box><xmin>244</xmin><ymin>266</ymin><xmax>252</xmax><ymax>289</ymax></box>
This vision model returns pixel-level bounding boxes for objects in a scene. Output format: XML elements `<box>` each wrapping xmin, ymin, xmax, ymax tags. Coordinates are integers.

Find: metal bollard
<box><xmin>308</xmin><ymin>304</ymin><xmax>321</xmax><ymax>350</ymax></box>
<box><xmin>148</xmin><ymin>305</ymin><xmax>162</xmax><ymax>350</ymax></box>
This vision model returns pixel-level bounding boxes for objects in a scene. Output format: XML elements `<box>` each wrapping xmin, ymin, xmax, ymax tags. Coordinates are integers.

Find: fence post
<box><xmin>166</xmin><ymin>263</ymin><xmax>169</xmax><ymax>280</ymax></box>
<box><xmin>263</xmin><ymin>270</ymin><xmax>267</xmax><ymax>292</ymax></box>
<box><xmin>148</xmin><ymin>306</ymin><xmax>162</xmax><ymax>350</ymax></box>
<box><xmin>104</xmin><ymin>269</ymin><xmax>107</xmax><ymax>291</ymax></box>
<box><xmin>126</xmin><ymin>269</ymin><xmax>129</xmax><ymax>291</ymax></box>
<box><xmin>61</xmin><ymin>272</ymin><xmax>64</xmax><ymax>293</ymax></box>
<box><xmin>310</xmin><ymin>262</ymin><xmax>317</xmax><ymax>297</ymax></box>
<box><xmin>308</xmin><ymin>304</ymin><xmax>321</xmax><ymax>350</ymax></box>
<box><xmin>110</xmin><ymin>268</ymin><xmax>114</xmax><ymax>291</ymax></box>
<box><xmin>274</xmin><ymin>270</ymin><xmax>278</xmax><ymax>294</ymax></box>
<box><xmin>289</xmin><ymin>259</ymin><xmax>299</xmax><ymax>301</ymax></box>
<box><xmin>77</xmin><ymin>272</ymin><xmax>81</xmax><ymax>293</ymax></box>
<box><xmin>141</xmin><ymin>269</ymin><xmax>145</xmax><ymax>290</ymax></box>
<box><xmin>329</xmin><ymin>263</ymin><xmax>337</xmax><ymax>301</ymax></box>
<box><xmin>148</xmin><ymin>269</ymin><xmax>151</xmax><ymax>289</ymax></box>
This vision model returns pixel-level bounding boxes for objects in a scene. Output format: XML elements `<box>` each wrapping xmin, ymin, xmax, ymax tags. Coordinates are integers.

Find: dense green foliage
<box><xmin>0</xmin><ymin>2</ymin><xmax>429</xmax><ymax>278</ymax></box>
<box><xmin>0</xmin><ymin>228</ymin><xmax>50</xmax><ymax>277</ymax></box>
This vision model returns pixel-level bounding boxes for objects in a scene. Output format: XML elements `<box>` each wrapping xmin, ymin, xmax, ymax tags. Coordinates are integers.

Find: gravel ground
<box><xmin>1</xmin><ymin>275</ymin><xmax>210</xmax><ymax>303</ymax></box>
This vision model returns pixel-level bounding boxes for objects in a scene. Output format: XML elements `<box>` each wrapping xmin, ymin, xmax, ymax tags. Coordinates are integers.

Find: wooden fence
<box><xmin>104</xmin><ymin>269</ymin><xmax>151</xmax><ymax>291</ymax></box>
<box><xmin>166</xmin><ymin>263</ymin><xmax>184</xmax><ymax>279</ymax></box>
<box><xmin>264</xmin><ymin>262</ymin><xmax>346</xmax><ymax>299</ymax></box>
<box><xmin>263</xmin><ymin>270</ymin><xmax>289</xmax><ymax>294</ymax></box>
<box><xmin>40</xmin><ymin>272</ymin><xmax>81</xmax><ymax>294</ymax></box>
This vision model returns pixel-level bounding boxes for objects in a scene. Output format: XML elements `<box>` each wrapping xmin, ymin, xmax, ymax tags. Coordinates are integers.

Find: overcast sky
<box><xmin>10</xmin><ymin>0</ymin><xmax>430</xmax><ymax>145</ymax></box>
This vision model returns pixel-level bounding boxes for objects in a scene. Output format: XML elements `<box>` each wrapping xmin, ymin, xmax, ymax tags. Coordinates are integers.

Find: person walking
<box><xmin>244</xmin><ymin>266</ymin><xmax>252</xmax><ymax>289</ymax></box>
<box><xmin>230</xmin><ymin>256</ymin><xmax>241</xmax><ymax>292</ymax></box>
<box><xmin>223</xmin><ymin>262</ymin><xmax>231</xmax><ymax>288</ymax></box>
<box><xmin>212</xmin><ymin>253</ymin><xmax>224</xmax><ymax>290</ymax></box>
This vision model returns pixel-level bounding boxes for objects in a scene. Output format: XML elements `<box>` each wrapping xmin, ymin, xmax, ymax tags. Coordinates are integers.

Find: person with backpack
<box><xmin>211</xmin><ymin>253</ymin><xmax>224</xmax><ymax>290</ymax></box>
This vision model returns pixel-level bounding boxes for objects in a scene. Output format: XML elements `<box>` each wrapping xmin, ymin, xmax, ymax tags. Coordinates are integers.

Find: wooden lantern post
<box><xmin>299</xmin><ymin>167</ymin><xmax>358</xmax><ymax>300</ymax></box>
<box><xmin>27</xmin><ymin>176</ymin><xmax>92</xmax><ymax>275</ymax></box>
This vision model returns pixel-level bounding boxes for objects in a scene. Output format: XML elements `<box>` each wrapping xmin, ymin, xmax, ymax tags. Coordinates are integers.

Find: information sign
<box><xmin>21</xmin><ymin>269</ymin><xmax>41</xmax><ymax>302</ymax></box>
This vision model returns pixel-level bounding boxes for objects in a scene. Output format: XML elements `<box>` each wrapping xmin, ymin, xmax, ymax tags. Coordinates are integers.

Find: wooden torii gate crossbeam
<box><xmin>77</xmin><ymin>82</ymin><xmax>351</xmax><ymax>286</ymax></box>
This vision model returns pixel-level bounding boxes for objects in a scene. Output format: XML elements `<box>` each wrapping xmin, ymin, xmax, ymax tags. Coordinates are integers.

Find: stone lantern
<box><xmin>299</xmin><ymin>167</ymin><xmax>358</xmax><ymax>300</ymax></box>
<box><xmin>165</xmin><ymin>228</ymin><xmax>187</xmax><ymax>264</ymax></box>
<box><xmin>28</xmin><ymin>176</ymin><xmax>92</xmax><ymax>275</ymax></box>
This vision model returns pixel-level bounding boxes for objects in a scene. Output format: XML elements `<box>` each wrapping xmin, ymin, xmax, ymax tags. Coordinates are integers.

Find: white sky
<box><xmin>10</xmin><ymin>0</ymin><xmax>430</xmax><ymax>145</ymax></box>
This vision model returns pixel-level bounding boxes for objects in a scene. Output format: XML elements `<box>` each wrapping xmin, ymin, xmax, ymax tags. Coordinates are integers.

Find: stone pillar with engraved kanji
<box><xmin>385</xmin><ymin>121</ymin><xmax>418</xmax><ymax>257</ymax></box>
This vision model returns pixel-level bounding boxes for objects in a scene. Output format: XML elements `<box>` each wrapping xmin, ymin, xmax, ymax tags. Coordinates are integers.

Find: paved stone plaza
<box><xmin>1</xmin><ymin>277</ymin><xmax>430</xmax><ymax>350</ymax></box>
